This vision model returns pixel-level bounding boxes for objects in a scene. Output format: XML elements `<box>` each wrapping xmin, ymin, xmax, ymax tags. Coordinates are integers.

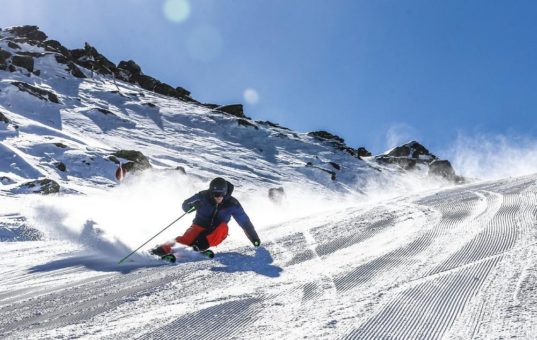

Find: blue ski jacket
<box><xmin>182</xmin><ymin>182</ymin><xmax>259</xmax><ymax>243</ymax></box>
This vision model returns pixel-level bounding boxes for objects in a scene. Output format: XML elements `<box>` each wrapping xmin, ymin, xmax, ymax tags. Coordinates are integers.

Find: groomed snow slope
<box><xmin>1</xmin><ymin>174</ymin><xmax>536</xmax><ymax>339</ymax></box>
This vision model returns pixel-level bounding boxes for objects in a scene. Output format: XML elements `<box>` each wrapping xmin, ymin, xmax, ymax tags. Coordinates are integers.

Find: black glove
<box><xmin>252</xmin><ymin>239</ymin><xmax>261</xmax><ymax>247</ymax></box>
<box><xmin>188</xmin><ymin>200</ymin><xmax>201</xmax><ymax>212</ymax></box>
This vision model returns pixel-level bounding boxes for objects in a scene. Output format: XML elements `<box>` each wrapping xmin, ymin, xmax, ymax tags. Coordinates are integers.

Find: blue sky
<box><xmin>2</xmin><ymin>0</ymin><xmax>537</xmax><ymax>156</ymax></box>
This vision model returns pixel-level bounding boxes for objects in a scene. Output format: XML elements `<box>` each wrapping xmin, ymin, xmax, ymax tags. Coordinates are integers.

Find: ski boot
<box><xmin>192</xmin><ymin>245</ymin><xmax>215</xmax><ymax>258</ymax></box>
<box><xmin>160</xmin><ymin>254</ymin><xmax>176</xmax><ymax>263</ymax></box>
<box><xmin>150</xmin><ymin>243</ymin><xmax>173</xmax><ymax>257</ymax></box>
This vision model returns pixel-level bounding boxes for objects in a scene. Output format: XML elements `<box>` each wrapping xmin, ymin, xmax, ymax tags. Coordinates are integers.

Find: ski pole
<box><xmin>118</xmin><ymin>206</ymin><xmax>196</xmax><ymax>264</ymax></box>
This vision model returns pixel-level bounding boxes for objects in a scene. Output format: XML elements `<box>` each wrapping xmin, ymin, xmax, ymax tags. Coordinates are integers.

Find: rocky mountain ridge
<box><xmin>0</xmin><ymin>25</ymin><xmax>461</xmax><ymax>196</ymax></box>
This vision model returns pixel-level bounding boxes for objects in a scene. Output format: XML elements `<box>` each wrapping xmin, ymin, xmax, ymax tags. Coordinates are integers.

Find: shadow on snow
<box><xmin>28</xmin><ymin>252</ymin><xmax>162</xmax><ymax>274</ymax></box>
<box><xmin>210</xmin><ymin>247</ymin><xmax>283</xmax><ymax>278</ymax></box>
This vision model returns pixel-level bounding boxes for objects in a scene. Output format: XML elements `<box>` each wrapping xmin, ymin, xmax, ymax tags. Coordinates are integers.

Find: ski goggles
<box><xmin>213</xmin><ymin>192</ymin><xmax>225</xmax><ymax>198</ymax></box>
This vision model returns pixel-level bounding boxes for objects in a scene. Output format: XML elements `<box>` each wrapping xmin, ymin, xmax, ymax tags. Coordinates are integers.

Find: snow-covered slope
<box><xmin>4</xmin><ymin>25</ymin><xmax>536</xmax><ymax>339</ymax></box>
<box><xmin>0</xmin><ymin>26</ymin><xmax>393</xmax><ymax>197</ymax></box>
<box><xmin>2</xmin><ymin>174</ymin><xmax>537</xmax><ymax>339</ymax></box>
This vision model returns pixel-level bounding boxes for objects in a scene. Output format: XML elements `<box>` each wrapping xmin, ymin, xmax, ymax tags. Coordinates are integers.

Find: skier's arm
<box><xmin>232</xmin><ymin>203</ymin><xmax>260</xmax><ymax>246</ymax></box>
<box><xmin>182</xmin><ymin>193</ymin><xmax>202</xmax><ymax>212</ymax></box>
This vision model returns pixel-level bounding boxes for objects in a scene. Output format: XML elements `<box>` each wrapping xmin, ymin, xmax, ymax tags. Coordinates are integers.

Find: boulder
<box><xmin>216</xmin><ymin>104</ymin><xmax>245</xmax><ymax>118</ymax></box>
<box><xmin>0</xmin><ymin>47</ymin><xmax>9</xmax><ymax>64</ymax></box>
<box><xmin>54</xmin><ymin>162</ymin><xmax>67</xmax><ymax>172</ymax></box>
<box><xmin>6</xmin><ymin>26</ymin><xmax>48</xmax><ymax>42</ymax></box>
<box><xmin>428</xmin><ymin>160</ymin><xmax>456</xmax><ymax>181</ymax></box>
<box><xmin>112</xmin><ymin>150</ymin><xmax>151</xmax><ymax>172</ymax></box>
<box><xmin>43</xmin><ymin>39</ymin><xmax>70</xmax><ymax>57</ymax></box>
<box><xmin>11</xmin><ymin>55</ymin><xmax>34</xmax><ymax>72</ymax></box>
<box><xmin>134</xmin><ymin>74</ymin><xmax>159</xmax><ymax>91</ymax></box>
<box><xmin>117</xmin><ymin>59</ymin><xmax>141</xmax><ymax>76</ymax></box>
<box><xmin>154</xmin><ymin>82</ymin><xmax>176</xmax><ymax>97</ymax></box>
<box><xmin>308</xmin><ymin>130</ymin><xmax>345</xmax><ymax>144</ymax></box>
<box><xmin>357</xmin><ymin>147</ymin><xmax>372</xmax><ymax>157</ymax></box>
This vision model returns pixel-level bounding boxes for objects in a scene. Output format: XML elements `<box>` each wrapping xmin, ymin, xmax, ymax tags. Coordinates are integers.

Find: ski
<box><xmin>199</xmin><ymin>249</ymin><xmax>215</xmax><ymax>258</ymax></box>
<box><xmin>160</xmin><ymin>254</ymin><xmax>176</xmax><ymax>263</ymax></box>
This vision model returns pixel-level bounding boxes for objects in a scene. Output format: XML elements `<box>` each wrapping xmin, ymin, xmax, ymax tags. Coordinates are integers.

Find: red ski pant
<box><xmin>175</xmin><ymin>223</ymin><xmax>229</xmax><ymax>247</ymax></box>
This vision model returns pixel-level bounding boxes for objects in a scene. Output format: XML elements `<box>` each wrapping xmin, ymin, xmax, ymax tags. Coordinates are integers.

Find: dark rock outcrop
<box><xmin>428</xmin><ymin>160</ymin><xmax>456</xmax><ymax>181</ymax></box>
<box><xmin>3</xmin><ymin>26</ymin><xmax>203</xmax><ymax>107</ymax></box>
<box><xmin>54</xmin><ymin>162</ymin><xmax>67</xmax><ymax>172</ymax></box>
<box><xmin>308</xmin><ymin>130</ymin><xmax>364</xmax><ymax>160</ymax></box>
<box><xmin>0</xmin><ymin>111</ymin><xmax>9</xmax><ymax>124</ymax></box>
<box><xmin>70</xmin><ymin>42</ymin><xmax>116</xmax><ymax>75</ymax></box>
<box><xmin>11</xmin><ymin>81</ymin><xmax>60</xmax><ymax>104</ymax></box>
<box><xmin>5</xmin><ymin>25</ymin><xmax>48</xmax><ymax>42</ymax></box>
<box><xmin>306</xmin><ymin>162</ymin><xmax>337</xmax><ymax>181</ymax></box>
<box><xmin>111</xmin><ymin>150</ymin><xmax>151</xmax><ymax>172</ymax></box>
<box><xmin>375</xmin><ymin>141</ymin><xmax>462</xmax><ymax>182</ymax></box>
<box><xmin>1</xmin><ymin>176</ymin><xmax>15</xmax><ymax>185</ymax></box>
<box><xmin>357</xmin><ymin>147</ymin><xmax>372</xmax><ymax>157</ymax></box>
<box><xmin>308</xmin><ymin>130</ymin><xmax>345</xmax><ymax>144</ymax></box>
<box><xmin>216</xmin><ymin>104</ymin><xmax>245</xmax><ymax>118</ymax></box>
<box><xmin>257</xmin><ymin>121</ymin><xmax>291</xmax><ymax>131</ymax></box>
<box><xmin>375</xmin><ymin>141</ymin><xmax>437</xmax><ymax>170</ymax></box>
<box><xmin>329</xmin><ymin>162</ymin><xmax>341</xmax><ymax>170</ymax></box>
<box><xmin>116</xmin><ymin>59</ymin><xmax>195</xmax><ymax>102</ymax></box>
<box><xmin>11</xmin><ymin>55</ymin><xmax>34</xmax><ymax>72</ymax></box>
<box><xmin>67</xmin><ymin>62</ymin><xmax>86</xmax><ymax>78</ymax></box>
<box><xmin>43</xmin><ymin>39</ymin><xmax>70</xmax><ymax>57</ymax></box>
<box><xmin>385</xmin><ymin>141</ymin><xmax>436</xmax><ymax>159</ymax></box>
<box><xmin>0</xmin><ymin>48</ymin><xmax>11</xmax><ymax>64</ymax></box>
<box><xmin>18</xmin><ymin>179</ymin><xmax>60</xmax><ymax>194</ymax></box>
<box><xmin>238</xmin><ymin>119</ymin><xmax>258</xmax><ymax>129</ymax></box>
<box><xmin>7</xmin><ymin>41</ymin><xmax>20</xmax><ymax>49</ymax></box>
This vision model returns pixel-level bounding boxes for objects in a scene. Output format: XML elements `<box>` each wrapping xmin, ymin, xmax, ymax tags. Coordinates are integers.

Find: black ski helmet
<box><xmin>209</xmin><ymin>177</ymin><xmax>228</xmax><ymax>195</ymax></box>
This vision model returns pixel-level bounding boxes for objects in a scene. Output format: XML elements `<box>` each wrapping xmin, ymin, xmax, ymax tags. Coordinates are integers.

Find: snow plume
<box><xmin>25</xmin><ymin>172</ymin><xmax>361</xmax><ymax>255</ymax></box>
<box><xmin>385</xmin><ymin>123</ymin><xmax>421</xmax><ymax>151</ymax></box>
<box><xmin>447</xmin><ymin>132</ymin><xmax>537</xmax><ymax>180</ymax></box>
<box><xmin>27</xmin><ymin>171</ymin><xmax>203</xmax><ymax>257</ymax></box>
<box><xmin>360</xmin><ymin>167</ymin><xmax>449</xmax><ymax>203</ymax></box>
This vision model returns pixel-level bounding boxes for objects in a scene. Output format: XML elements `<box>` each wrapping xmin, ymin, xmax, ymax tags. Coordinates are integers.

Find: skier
<box><xmin>151</xmin><ymin>177</ymin><xmax>261</xmax><ymax>259</ymax></box>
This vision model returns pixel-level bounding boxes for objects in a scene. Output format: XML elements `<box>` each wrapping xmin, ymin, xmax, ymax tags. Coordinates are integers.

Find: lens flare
<box><xmin>163</xmin><ymin>0</ymin><xmax>191</xmax><ymax>23</ymax></box>
<box><xmin>244</xmin><ymin>88</ymin><xmax>259</xmax><ymax>105</ymax></box>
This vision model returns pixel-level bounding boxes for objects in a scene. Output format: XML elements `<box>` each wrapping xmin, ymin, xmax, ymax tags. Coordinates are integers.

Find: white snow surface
<box><xmin>2</xmin><ymin>30</ymin><xmax>537</xmax><ymax>339</ymax></box>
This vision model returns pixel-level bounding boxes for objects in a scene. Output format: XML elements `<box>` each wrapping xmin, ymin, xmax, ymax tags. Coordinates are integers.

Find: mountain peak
<box><xmin>383</xmin><ymin>140</ymin><xmax>436</xmax><ymax>160</ymax></box>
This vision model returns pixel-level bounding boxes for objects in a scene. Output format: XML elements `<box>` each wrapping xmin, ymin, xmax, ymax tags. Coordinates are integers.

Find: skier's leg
<box><xmin>175</xmin><ymin>224</ymin><xmax>205</xmax><ymax>246</ymax></box>
<box><xmin>206</xmin><ymin>223</ymin><xmax>229</xmax><ymax>247</ymax></box>
<box><xmin>191</xmin><ymin>234</ymin><xmax>210</xmax><ymax>251</ymax></box>
<box><xmin>151</xmin><ymin>225</ymin><xmax>205</xmax><ymax>256</ymax></box>
<box><xmin>150</xmin><ymin>241</ymin><xmax>174</xmax><ymax>256</ymax></box>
